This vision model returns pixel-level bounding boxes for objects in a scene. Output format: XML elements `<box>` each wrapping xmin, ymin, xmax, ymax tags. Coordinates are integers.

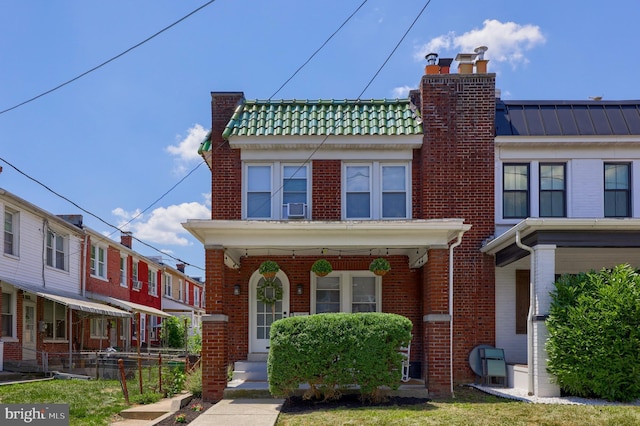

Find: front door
<box><xmin>249</xmin><ymin>272</ymin><xmax>290</xmax><ymax>353</ymax></box>
<box><xmin>23</xmin><ymin>300</ymin><xmax>36</xmax><ymax>360</ymax></box>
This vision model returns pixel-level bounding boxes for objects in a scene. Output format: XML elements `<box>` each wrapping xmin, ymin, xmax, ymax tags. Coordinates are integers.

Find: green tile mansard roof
<box><xmin>198</xmin><ymin>98</ymin><xmax>423</xmax><ymax>152</ymax></box>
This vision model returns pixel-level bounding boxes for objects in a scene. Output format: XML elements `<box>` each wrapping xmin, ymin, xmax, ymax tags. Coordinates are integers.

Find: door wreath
<box><xmin>257</xmin><ymin>279</ymin><xmax>283</xmax><ymax>306</ymax></box>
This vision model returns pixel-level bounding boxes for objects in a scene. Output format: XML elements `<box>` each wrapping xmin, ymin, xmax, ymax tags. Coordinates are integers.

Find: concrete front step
<box><xmin>233</xmin><ymin>360</ymin><xmax>268</xmax><ymax>382</ymax></box>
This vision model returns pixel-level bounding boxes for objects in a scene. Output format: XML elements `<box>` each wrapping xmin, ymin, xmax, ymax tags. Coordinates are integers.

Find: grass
<box><xmin>0</xmin><ymin>379</ymin><xmax>129</xmax><ymax>425</ymax></box>
<box><xmin>275</xmin><ymin>386</ymin><xmax>640</xmax><ymax>426</ymax></box>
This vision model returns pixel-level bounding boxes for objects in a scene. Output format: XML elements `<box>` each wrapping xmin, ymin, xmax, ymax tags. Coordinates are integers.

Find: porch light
<box><xmin>297</xmin><ymin>284</ymin><xmax>303</xmax><ymax>295</ymax></box>
<box><xmin>233</xmin><ymin>284</ymin><xmax>241</xmax><ymax>296</ymax></box>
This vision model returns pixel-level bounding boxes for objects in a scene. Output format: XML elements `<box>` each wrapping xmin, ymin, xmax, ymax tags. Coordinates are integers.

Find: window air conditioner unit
<box><xmin>286</xmin><ymin>203</ymin><xmax>306</xmax><ymax>219</ymax></box>
<box><xmin>133</xmin><ymin>280</ymin><xmax>142</xmax><ymax>290</ymax></box>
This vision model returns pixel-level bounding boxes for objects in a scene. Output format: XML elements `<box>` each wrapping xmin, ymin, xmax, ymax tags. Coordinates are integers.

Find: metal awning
<box><xmin>87</xmin><ymin>293</ymin><xmax>172</xmax><ymax>318</ymax></box>
<box><xmin>0</xmin><ymin>279</ymin><xmax>131</xmax><ymax>318</ymax></box>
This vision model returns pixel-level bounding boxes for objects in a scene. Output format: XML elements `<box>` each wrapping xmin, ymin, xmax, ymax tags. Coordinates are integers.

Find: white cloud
<box><xmin>112</xmin><ymin>200</ymin><xmax>210</xmax><ymax>246</ymax></box>
<box><xmin>391</xmin><ymin>85</ymin><xmax>414</xmax><ymax>98</ymax></box>
<box><xmin>166</xmin><ymin>124</ymin><xmax>208</xmax><ymax>175</ymax></box>
<box><xmin>415</xmin><ymin>19</ymin><xmax>545</xmax><ymax>69</ymax></box>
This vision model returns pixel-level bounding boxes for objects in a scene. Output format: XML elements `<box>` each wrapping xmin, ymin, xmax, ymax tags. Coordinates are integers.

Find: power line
<box><xmin>0</xmin><ymin>0</ymin><xmax>217</xmax><ymax>116</ymax></box>
<box><xmin>0</xmin><ymin>156</ymin><xmax>205</xmax><ymax>271</ymax></box>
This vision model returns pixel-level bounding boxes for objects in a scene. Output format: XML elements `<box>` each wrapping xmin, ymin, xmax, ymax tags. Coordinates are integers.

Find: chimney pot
<box><xmin>474</xmin><ymin>46</ymin><xmax>488</xmax><ymax>60</ymax></box>
<box><xmin>425</xmin><ymin>53</ymin><xmax>438</xmax><ymax>65</ymax></box>
<box><xmin>455</xmin><ymin>53</ymin><xmax>478</xmax><ymax>74</ymax></box>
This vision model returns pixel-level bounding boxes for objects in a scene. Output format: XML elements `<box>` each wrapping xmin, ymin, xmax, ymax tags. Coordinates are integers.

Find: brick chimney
<box><xmin>120</xmin><ymin>231</ymin><xmax>133</xmax><ymax>249</ymax></box>
<box><xmin>176</xmin><ymin>263</ymin><xmax>186</xmax><ymax>273</ymax></box>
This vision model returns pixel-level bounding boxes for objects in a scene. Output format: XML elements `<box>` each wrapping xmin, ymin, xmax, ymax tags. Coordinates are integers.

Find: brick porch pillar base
<box><xmin>423</xmin><ymin>315</ymin><xmax>451</xmax><ymax>397</ymax></box>
<box><xmin>201</xmin><ymin>314</ymin><xmax>229</xmax><ymax>402</ymax></box>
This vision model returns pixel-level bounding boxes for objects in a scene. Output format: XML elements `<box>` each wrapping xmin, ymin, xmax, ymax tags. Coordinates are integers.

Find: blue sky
<box><xmin>1</xmin><ymin>0</ymin><xmax>638</xmax><ymax>277</ymax></box>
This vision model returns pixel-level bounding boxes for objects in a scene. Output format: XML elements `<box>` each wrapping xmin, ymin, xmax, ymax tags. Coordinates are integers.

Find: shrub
<box><xmin>268</xmin><ymin>312</ymin><xmax>412</xmax><ymax>401</ymax></box>
<box><xmin>185</xmin><ymin>365</ymin><xmax>202</xmax><ymax>398</ymax></box>
<box><xmin>546</xmin><ymin>264</ymin><xmax>640</xmax><ymax>401</ymax></box>
<box><xmin>163</xmin><ymin>366</ymin><xmax>187</xmax><ymax>397</ymax></box>
<box><xmin>161</xmin><ymin>316</ymin><xmax>187</xmax><ymax>349</ymax></box>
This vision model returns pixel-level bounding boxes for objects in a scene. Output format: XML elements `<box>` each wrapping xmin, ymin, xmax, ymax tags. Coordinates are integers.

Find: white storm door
<box><xmin>250</xmin><ymin>276</ymin><xmax>289</xmax><ymax>353</ymax></box>
<box><xmin>23</xmin><ymin>301</ymin><xmax>36</xmax><ymax>360</ymax></box>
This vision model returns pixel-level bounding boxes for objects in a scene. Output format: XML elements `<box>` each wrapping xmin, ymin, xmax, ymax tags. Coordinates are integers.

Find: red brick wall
<box><xmin>418</xmin><ymin>73</ymin><xmax>496</xmax><ymax>385</ymax></box>
<box><xmin>210</xmin><ymin>93</ymin><xmax>244</xmax><ymax>220</ymax></box>
<box><xmin>311</xmin><ymin>160</ymin><xmax>341</xmax><ymax>220</ymax></box>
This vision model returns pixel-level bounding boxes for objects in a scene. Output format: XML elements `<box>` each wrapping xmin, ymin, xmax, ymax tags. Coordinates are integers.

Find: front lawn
<box><xmin>0</xmin><ymin>379</ymin><xmax>129</xmax><ymax>425</ymax></box>
<box><xmin>276</xmin><ymin>386</ymin><xmax>640</xmax><ymax>426</ymax></box>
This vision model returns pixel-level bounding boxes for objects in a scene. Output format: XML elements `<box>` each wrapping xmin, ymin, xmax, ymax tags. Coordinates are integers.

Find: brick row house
<box><xmin>185</xmin><ymin>50</ymin><xmax>640</xmax><ymax>401</ymax></box>
<box><xmin>1</xmin><ymin>188</ymin><xmax>204</xmax><ymax>370</ymax></box>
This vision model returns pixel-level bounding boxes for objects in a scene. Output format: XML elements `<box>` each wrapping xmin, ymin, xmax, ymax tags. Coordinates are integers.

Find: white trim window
<box><xmin>90</xmin><ymin>243</ymin><xmax>107</xmax><ymax>279</ymax></box>
<box><xmin>4</xmin><ymin>207</ymin><xmax>19</xmax><ymax>257</ymax></box>
<box><xmin>148</xmin><ymin>269</ymin><xmax>158</xmax><ymax>296</ymax></box>
<box><xmin>311</xmin><ymin>271</ymin><xmax>380</xmax><ymax>314</ymax></box>
<box><xmin>140</xmin><ymin>314</ymin><xmax>146</xmax><ymax>343</ymax></box>
<box><xmin>120</xmin><ymin>255</ymin><xmax>127</xmax><ymax>287</ymax></box>
<box><xmin>244</xmin><ymin>163</ymin><xmax>310</xmax><ymax>219</ymax></box>
<box><xmin>132</xmin><ymin>261</ymin><xmax>140</xmax><ymax>290</ymax></box>
<box><xmin>194</xmin><ymin>286</ymin><xmax>200</xmax><ymax>308</ymax></box>
<box><xmin>164</xmin><ymin>274</ymin><xmax>173</xmax><ymax>297</ymax></box>
<box><xmin>178</xmin><ymin>279</ymin><xmax>183</xmax><ymax>301</ymax></box>
<box><xmin>1</xmin><ymin>290</ymin><xmax>16</xmax><ymax>338</ymax></box>
<box><xmin>343</xmin><ymin>162</ymin><xmax>410</xmax><ymax>219</ymax></box>
<box><xmin>46</xmin><ymin>229</ymin><xmax>67</xmax><ymax>271</ymax></box>
<box><xmin>43</xmin><ymin>299</ymin><xmax>67</xmax><ymax>341</ymax></box>
<box><xmin>90</xmin><ymin>317</ymin><xmax>108</xmax><ymax>339</ymax></box>
<box><xmin>149</xmin><ymin>316</ymin><xmax>158</xmax><ymax>340</ymax></box>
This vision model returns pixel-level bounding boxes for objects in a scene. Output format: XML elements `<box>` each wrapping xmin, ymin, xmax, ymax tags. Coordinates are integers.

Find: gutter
<box><xmin>448</xmin><ymin>231</ymin><xmax>464</xmax><ymax>397</ymax></box>
<box><xmin>515</xmin><ymin>230</ymin><xmax>535</xmax><ymax>396</ymax></box>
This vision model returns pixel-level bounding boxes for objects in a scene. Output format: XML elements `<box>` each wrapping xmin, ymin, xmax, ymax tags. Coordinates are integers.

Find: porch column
<box><xmin>202</xmin><ymin>246</ymin><xmax>228</xmax><ymax>402</ymax></box>
<box><xmin>423</xmin><ymin>248</ymin><xmax>451</xmax><ymax>396</ymax></box>
<box><xmin>531</xmin><ymin>244</ymin><xmax>560</xmax><ymax>397</ymax></box>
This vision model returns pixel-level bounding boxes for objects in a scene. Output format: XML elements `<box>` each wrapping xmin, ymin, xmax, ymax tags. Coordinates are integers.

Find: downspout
<box><xmin>82</xmin><ymin>234</ymin><xmax>89</xmax><ymax>297</ymax></box>
<box><xmin>515</xmin><ymin>230</ymin><xmax>535</xmax><ymax>396</ymax></box>
<box><xmin>449</xmin><ymin>231</ymin><xmax>464</xmax><ymax>397</ymax></box>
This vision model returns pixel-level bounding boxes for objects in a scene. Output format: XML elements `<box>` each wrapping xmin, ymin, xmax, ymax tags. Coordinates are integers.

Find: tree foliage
<box><xmin>161</xmin><ymin>316</ymin><xmax>187</xmax><ymax>349</ymax></box>
<box><xmin>546</xmin><ymin>264</ymin><xmax>640</xmax><ymax>401</ymax></box>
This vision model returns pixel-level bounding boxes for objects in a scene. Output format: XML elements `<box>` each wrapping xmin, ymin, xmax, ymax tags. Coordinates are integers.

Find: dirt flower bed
<box><xmin>155</xmin><ymin>398</ymin><xmax>214</xmax><ymax>425</ymax></box>
<box><xmin>281</xmin><ymin>394</ymin><xmax>431</xmax><ymax>413</ymax></box>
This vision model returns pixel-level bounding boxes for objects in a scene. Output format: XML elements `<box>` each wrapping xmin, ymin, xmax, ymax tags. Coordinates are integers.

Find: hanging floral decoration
<box><xmin>257</xmin><ymin>279</ymin><xmax>283</xmax><ymax>306</ymax></box>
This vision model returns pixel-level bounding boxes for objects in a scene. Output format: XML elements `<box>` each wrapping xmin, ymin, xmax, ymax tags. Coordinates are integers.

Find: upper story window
<box><xmin>120</xmin><ymin>256</ymin><xmax>127</xmax><ymax>287</ymax></box>
<box><xmin>178</xmin><ymin>279</ymin><xmax>183</xmax><ymax>301</ymax></box>
<box><xmin>245</xmin><ymin>163</ymin><xmax>310</xmax><ymax>219</ymax></box>
<box><xmin>46</xmin><ymin>229</ymin><xmax>67</xmax><ymax>271</ymax></box>
<box><xmin>194</xmin><ymin>286</ymin><xmax>200</xmax><ymax>308</ymax></box>
<box><xmin>4</xmin><ymin>207</ymin><xmax>18</xmax><ymax>257</ymax></box>
<box><xmin>343</xmin><ymin>162</ymin><xmax>410</xmax><ymax>220</ymax></box>
<box><xmin>148</xmin><ymin>269</ymin><xmax>158</xmax><ymax>296</ymax></box>
<box><xmin>604</xmin><ymin>163</ymin><xmax>631</xmax><ymax>217</ymax></box>
<box><xmin>132</xmin><ymin>261</ymin><xmax>140</xmax><ymax>290</ymax></box>
<box><xmin>503</xmin><ymin>164</ymin><xmax>529</xmax><ymax>219</ymax></box>
<box><xmin>539</xmin><ymin>163</ymin><xmax>566</xmax><ymax>217</ymax></box>
<box><xmin>90</xmin><ymin>243</ymin><xmax>107</xmax><ymax>279</ymax></box>
<box><xmin>311</xmin><ymin>271</ymin><xmax>380</xmax><ymax>314</ymax></box>
<box><xmin>164</xmin><ymin>274</ymin><xmax>172</xmax><ymax>297</ymax></box>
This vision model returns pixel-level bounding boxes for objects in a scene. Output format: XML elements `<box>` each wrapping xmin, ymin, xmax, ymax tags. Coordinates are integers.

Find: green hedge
<box><xmin>546</xmin><ymin>264</ymin><xmax>640</xmax><ymax>401</ymax></box>
<box><xmin>268</xmin><ymin>313</ymin><xmax>412</xmax><ymax>400</ymax></box>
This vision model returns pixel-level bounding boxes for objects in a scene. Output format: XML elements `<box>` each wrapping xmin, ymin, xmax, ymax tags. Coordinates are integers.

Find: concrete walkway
<box><xmin>189</xmin><ymin>399</ymin><xmax>284</xmax><ymax>426</ymax></box>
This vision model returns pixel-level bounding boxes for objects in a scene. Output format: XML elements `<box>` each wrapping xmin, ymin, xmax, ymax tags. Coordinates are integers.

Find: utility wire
<box><xmin>268</xmin><ymin>0</ymin><xmax>369</xmax><ymax>99</ymax></box>
<box><xmin>0</xmin><ymin>0</ymin><xmax>217</xmax><ymax>116</ymax></box>
<box><xmin>0</xmin><ymin>156</ymin><xmax>204</xmax><ymax>271</ymax></box>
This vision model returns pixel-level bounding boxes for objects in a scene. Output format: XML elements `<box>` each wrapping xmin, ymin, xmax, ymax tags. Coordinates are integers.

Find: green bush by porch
<box><xmin>546</xmin><ymin>264</ymin><xmax>640</xmax><ymax>402</ymax></box>
<box><xmin>267</xmin><ymin>312</ymin><xmax>412</xmax><ymax>400</ymax></box>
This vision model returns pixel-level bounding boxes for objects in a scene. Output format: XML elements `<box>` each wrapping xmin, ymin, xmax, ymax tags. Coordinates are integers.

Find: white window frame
<box><xmin>90</xmin><ymin>243</ymin><xmax>107</xmax><ymax>280</ymax></box>
<box><xmin>132</xmin><ymin>261</ymin><xmax>140</xmax><ymax>290</ymax></box>
<box><xmin>342</xmin><ymin>162</ymin><xmax>411</xmax><ymax>220</ymax></box>
<box><xmin>120</xmin><ymin>318</ymin><xmax>129</xmax><ymax>340</ymax></box>
<box><xmin>178</xmin><ymin>279</ymin><xmax>183</xmax><ymax>301</ymax></box>
<box><xmin>164</xmin><ymin>274</ymin><xmax>173</xmax><ymax>297</ymax></box>
<box><xmin>4</xmin><ymin>207</ymin><xmax>19</xmax><ymax>258</ymax></box>
<box><xmin>140</xmin><ymin>313</ymin><xmax>146</xmax><ymax>343</ymax></box>
<box><xmin>149</xmin><ymin>316</ymin><xmax>158</xmax><ymax>340</ymax></box>
<box><xmin>46</xmin><ymin>228</ymin><xmax>67</xmax><ymax>271</ymax></box>
<box><xmin>90</xmin><ymin>317</ymin><xmax>108</xmax><ymax>339</ymax></box>
<box><xmin>148</xmin><ymin>268</ymin><xmax>158</xmax><ymax>296</ymax></box>
<box><xmin>243</xmin><ymin>162</ymin><xmax>311</xmax><ymax>220</ymax></box>
<box><xmin>310</xmin><ymin>271</ymin><xmax>381</xmax><ymax>314</ymax></box>
<box><xmin>194</xmin><ymin>286</ymin><xmax>200</xmax><ymax>308</ymax></box>
<box><xmin>43</xmin><ymin>299</ymin><xmax>67</xmax><ymax>341</ymax></box>
<box><xmin>1</xmin><ymin>289</ymin><xmax>17</xmax><ymax>339</ymax></box>
<box><xmin>120</xmin><ymin>255</ymin><xmax>128</xmax><ymax>287</ymax></box>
